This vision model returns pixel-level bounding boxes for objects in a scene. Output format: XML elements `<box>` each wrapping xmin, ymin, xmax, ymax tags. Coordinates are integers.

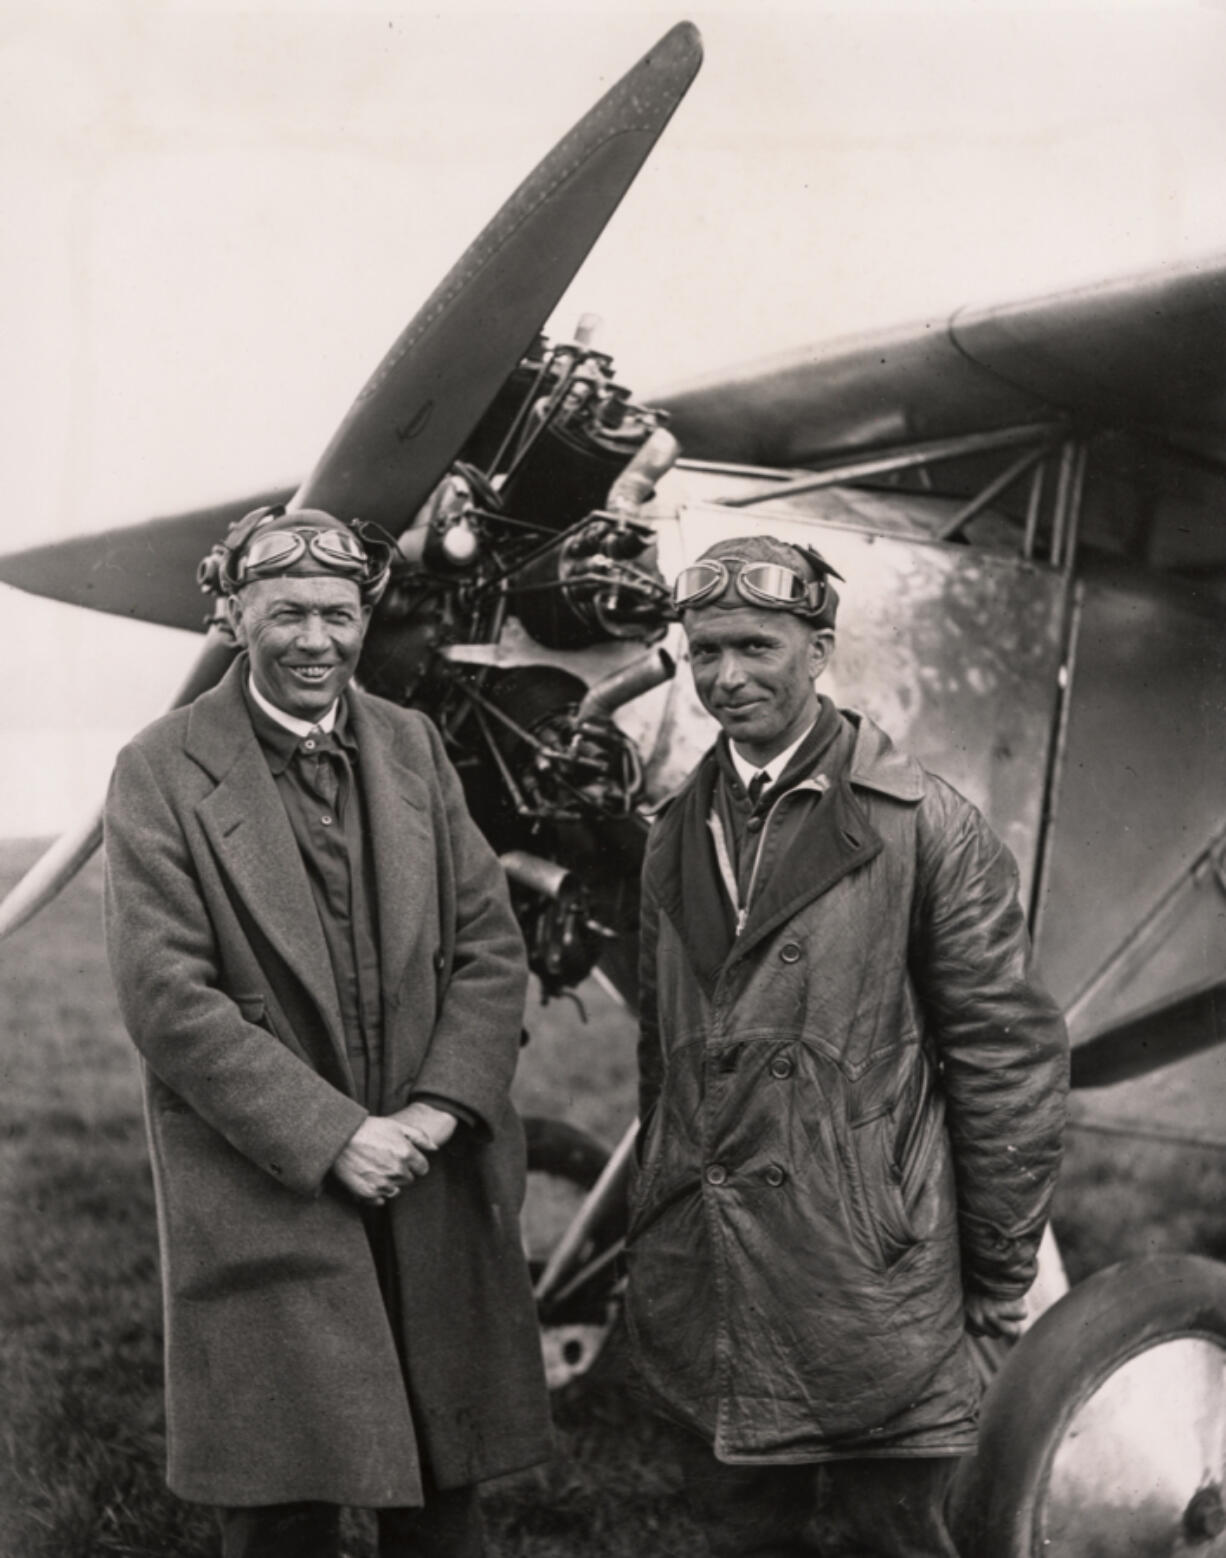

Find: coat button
<box><xmin>705</xmin><ymin>1164</ymin><xmax>728</xmax><ymax>1186</ymax></box>
<box><xmin>764</xmin><ymin>1164</ymin><xmax>786</xmax><ymax>1187</ymax></box>
<box><xmin>770</xmin><ymin>1054</ymin><xmax>794</xmax><ymax>1080</ymax></box>
<box><xmin>746</xmin><ymin>816</ymin><xmax>763</xmax><ymax>832</ymax></box>
<box><xmin>780</xmin><ymin>942</ymin><xmax>802</xmax><ymax>963</ymax></box>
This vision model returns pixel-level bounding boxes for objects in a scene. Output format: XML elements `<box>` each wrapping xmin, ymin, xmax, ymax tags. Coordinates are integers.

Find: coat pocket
<box><xmin>898</xmin><ymin>1094</ymin><xmax>944</xmax><ymax>1214</ymax></box>
<box><xmin>847</xmin><ymin>1112</ymin><xmax>916</xmax><ymax>1271</ymax></box>
<box><xmin>854</xmin><ymin>1094</ymin><xmax>947</xmax><ymax>1272</ymax></box>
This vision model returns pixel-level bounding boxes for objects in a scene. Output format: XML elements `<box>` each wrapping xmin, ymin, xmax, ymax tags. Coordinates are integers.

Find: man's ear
<box><xmin>809</xmin><ymin>629</ymin><xmax>835</xmax><ymax>680</ymax></box>
<box><xmin>226</xmin><ymin>593</ymin><xmax>248</xmax><ymax>647</ymax></box>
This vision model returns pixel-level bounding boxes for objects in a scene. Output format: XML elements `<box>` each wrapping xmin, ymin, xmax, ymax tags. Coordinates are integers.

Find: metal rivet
<box><xmin>780</xmin><ymin>943</ymin><xmax>801</xmax><ymax>964</ymax></box>
<box><xmin>321</xmin><ymin>815</ymin><xmax>333</xmax><ymax>826</ymax></box>
<box><xmin>770</xmin><ymin>1055</ymin><xmax>794</xmax><ymax>1079</ymax></box>
<box><xmin>705</xmin><ymin>1164</ymin><xmax>728</xmax><ymax>1186</ymax></box>
<box><xmin>764</xmin><ymin>1164</ymin><xmax>786</xmax><ymax>1187</ymax></box>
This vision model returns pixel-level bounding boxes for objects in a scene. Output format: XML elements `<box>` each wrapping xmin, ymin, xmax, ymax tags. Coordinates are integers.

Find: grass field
<box><xmin>5</xmin><ymin>837</ymin><xmax>1226</xmax><ymax>1557</ymax></box>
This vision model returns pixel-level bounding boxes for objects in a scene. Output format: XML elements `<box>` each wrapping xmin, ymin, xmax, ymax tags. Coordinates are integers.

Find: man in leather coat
<box><xmin>624</xmin><ymin>533</ymin><xmax>1068</xmax><ymax>1557</ymax></box>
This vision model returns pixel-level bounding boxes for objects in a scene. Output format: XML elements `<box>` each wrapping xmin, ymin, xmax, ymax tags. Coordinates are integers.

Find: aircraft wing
<box><xmin>655</xmin><ymin>255</ymin><xmax>1226</xmax><ymax>474</ymax></box>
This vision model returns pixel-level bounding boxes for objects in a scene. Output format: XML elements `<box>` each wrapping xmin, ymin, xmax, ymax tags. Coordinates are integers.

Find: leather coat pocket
<box><xmin>848</xmin><ymin>1113</ymin><xmax>914</xmax><ymax>1270</ymax></box>
<box><xmin>852</xmin><ymin>1101</ymin><xmax>943</xmax><ymax>1272</ymax></box>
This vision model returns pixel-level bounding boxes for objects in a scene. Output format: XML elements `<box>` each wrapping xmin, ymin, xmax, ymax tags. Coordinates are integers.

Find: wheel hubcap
<box><xmin>1043</xmin><ymin>1337</ymin><xmax>1226</xmax><ymax>1555</ymax></box>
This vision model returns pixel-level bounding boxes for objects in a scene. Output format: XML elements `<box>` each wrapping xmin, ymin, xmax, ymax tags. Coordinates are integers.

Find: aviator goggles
<box><xmin>197</xmin><ymin>503</ymin><xmax>393</xmax><ymax>605</ymax></box>
<box><xmin>234</xmin><ymin>525</ymin><xmax>370</xmax><ymax>586</ymax></box>
<box><xmin>672</xmin><ymin>552</ymin><xmax>842</xmax><ymax>620</ymax></box>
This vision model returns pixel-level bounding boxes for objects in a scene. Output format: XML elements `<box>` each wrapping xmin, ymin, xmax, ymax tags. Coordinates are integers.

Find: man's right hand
<box><xmin>332</xmin><ymin>1117</ymin><xmax>431</xmax><ymax>1206</ymax></box>
<box><xmin>965</xmin><ymin>1290</ymin><xmax>1028</xmax><ymax>1340</ymax></box>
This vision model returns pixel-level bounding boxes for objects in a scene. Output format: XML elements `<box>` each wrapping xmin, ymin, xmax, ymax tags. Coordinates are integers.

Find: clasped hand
<box><xmin>332</xmin><ymin>1102</ymin><xmax>459</xmax><ymax>1206</ymax></box>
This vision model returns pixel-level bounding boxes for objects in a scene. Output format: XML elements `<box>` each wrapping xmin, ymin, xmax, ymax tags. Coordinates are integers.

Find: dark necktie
<box><xmin>298</xmin><ymin>726</ymin><xmax>342</xmax><ymax>809</ymax></box>
<box><xmin>747</xmin><ymin>770</ymin><xmax>770</xmax><ymax>808</ymax></box>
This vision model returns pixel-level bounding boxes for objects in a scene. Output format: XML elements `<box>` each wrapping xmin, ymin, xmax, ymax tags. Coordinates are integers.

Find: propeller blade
<box><xmin>0</xmin><ymin>488</ymin><xmax>295</xmax><ymax>630</ymax></box>
<box><xmin>0</xmin><ymin>631</ymin><xmax>237</xmax><ymax>942</ymax></box>
<box><xmin>294</xmin><ymin>20</ymin><xmax>703</xmax><ymax>530</ymax></box>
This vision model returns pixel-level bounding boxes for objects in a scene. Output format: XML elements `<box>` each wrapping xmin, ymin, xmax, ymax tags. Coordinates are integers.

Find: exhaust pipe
<box><xmin>576</xmin><ymin>646</ymin><xmax>675</xmax><ymax>723</ymax></box>
<box><xmin>500</xmin><ymin>851</ymin><xmax>574</xmax><ymax>900</ymax></box>
<box><xmin>606</xmin><ymin>427</ymin><xmax>680</xmax><ymax>516</ymax></box>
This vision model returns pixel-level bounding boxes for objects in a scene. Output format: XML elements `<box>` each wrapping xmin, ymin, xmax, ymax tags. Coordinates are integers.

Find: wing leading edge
<box><xmin>655</xmin><ymin>254</ymin><xmax>1226</xmax><ymax>472</ymax></box>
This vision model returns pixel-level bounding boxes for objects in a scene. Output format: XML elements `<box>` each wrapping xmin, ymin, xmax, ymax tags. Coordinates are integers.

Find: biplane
<box><xmin>3</xmin><ymin>20</ymin><xmax>1226</xmax><ymax>1555</ymax></box>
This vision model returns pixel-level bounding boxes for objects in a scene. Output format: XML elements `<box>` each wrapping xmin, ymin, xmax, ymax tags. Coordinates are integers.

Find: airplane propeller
<box><xmin>0</xmin><ymin>20</ymin><xmax>703</xmax><ymax>942</ymax></box>
<box><xmin>294</xmin><ymin>20</ymin><xmax>703</xmax><ymax>532</ymax></box>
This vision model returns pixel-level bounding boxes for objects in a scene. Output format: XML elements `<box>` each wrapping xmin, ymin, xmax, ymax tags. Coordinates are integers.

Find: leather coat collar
<box><xmin>648</xmin><ymin>708</ymin><xmax>924</xmax><ymax>994</ymax></box>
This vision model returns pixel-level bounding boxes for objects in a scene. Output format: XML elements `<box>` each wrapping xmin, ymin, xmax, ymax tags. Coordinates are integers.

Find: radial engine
<box><xmin>358</xmin><ymin>321</ymin><xmax>680</xmax><ymax>997</ymax></box>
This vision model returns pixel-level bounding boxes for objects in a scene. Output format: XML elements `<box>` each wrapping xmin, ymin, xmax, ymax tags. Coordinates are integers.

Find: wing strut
<box><xmin>718</xmin><ymin>422</ymin><xmax>1062</xmax><ymax>508</ymax></box>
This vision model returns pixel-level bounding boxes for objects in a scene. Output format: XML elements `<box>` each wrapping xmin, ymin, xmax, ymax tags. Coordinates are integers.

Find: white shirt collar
<box><xmin>729</xmin><ymin>717</ymin><xmax>817</xmax><ymax>793</ymax></box>
<box><xmin>247</xmin><ymin>673</ymin><xmax>339</xmax><ymax>737</ymax></box>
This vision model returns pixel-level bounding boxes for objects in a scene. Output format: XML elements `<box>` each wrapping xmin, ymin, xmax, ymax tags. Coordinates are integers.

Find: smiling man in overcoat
<box><xmin>624</xmin><ymin>534</ymin><xmax>1068</xmax><ymax>1557</ymax></box>
<box><xmin>102</xmin><ymin>505</ymin><xmax>552</xmax><ymax>1558</ymax></box>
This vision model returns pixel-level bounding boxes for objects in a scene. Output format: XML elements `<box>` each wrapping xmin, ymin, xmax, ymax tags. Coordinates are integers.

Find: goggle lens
<box><xmin>738</xmin><ymin>562</ymin><xmax>810</xmax><ymax>606</ymax></box>
<box><xmin>311</xmin><ymin>529</ymin><xmax>367</xmax><ymax>568</ymax></box>
<box><xmin>241</xmin><ymin>531</ymin><xmax>306</xmax><ymax>577</ymax></box>
<box><xmin>672</xmin><ymin>561</ymin><xmax>727</xmax><ymax>608</ymax></box>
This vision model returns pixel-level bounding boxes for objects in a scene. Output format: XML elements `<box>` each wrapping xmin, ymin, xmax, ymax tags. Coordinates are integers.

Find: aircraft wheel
<box><xmin>521</xmin><ymin>1116</ymin><xmax>627</xmax><ymax>1390</ymax></box>
<box><xmin>950</xmin><ymin>1254</ymin><xmax>1226</xmax><ymax>1556</ymax></box>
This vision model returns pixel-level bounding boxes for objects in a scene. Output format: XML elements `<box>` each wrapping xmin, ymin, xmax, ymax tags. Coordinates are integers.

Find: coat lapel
<box><xmin>346</xmin><ymin>691</ymin><xmax>434</xmax><ymax>1007</ymax></box>
<box><xmin>653</xmin><ymin>710</ymin><xmax>928</xmax><ymax>986</ymax></box>
<box><xmin>727</xmin><ymin>776</ymin><xmax>882</xmax><ymax>967</ymax></box>
<box><xmin>187</xmin><ymin>663</ymin><xmax>349</xmax><ymax>1074</ymax></box>
<box><xmin>729</xmin><ymin>712</ymin><xmax>925</xmax><ymax>965</ymax></box>
<box><xmin>650</xmin><ymin>752</ymin><xmax>735</xmax><ymax>997</ymax></box>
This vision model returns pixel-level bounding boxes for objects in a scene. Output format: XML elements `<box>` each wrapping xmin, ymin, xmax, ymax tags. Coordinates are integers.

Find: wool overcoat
<box><xmin>103</xmin><ymin>658</ymin><xmax>553</xmax><ymax>1507</ymax></box>
<box><xmin>625</xmin><ymin>710</ymin><xmax>1069</xmax><ymax>1463</ymax></box>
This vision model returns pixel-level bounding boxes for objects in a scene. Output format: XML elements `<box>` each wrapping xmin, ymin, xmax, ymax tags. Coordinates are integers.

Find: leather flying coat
<box><xmin>625</xmin><ymin>710</ymin><xmax>1068</xmax><ymax>1463</ymax></box>
<box><xmin>103</xmin><ymin>660</ymin><xmax>552</xmax><ymax>1506</ymax></box>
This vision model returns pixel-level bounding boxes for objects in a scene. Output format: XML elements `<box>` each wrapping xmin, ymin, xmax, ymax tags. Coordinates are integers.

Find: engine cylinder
<box><xmin>499</xmin><ymin>416</ymin><xmax>640</xmax><ymax>534</ymax></box>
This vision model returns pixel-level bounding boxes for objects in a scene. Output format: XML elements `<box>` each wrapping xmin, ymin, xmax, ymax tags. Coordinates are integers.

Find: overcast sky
<box><xmin>4</xmin><ymin>0</ymin><xmax>1226</xmax><ymax>834</ymax></box>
